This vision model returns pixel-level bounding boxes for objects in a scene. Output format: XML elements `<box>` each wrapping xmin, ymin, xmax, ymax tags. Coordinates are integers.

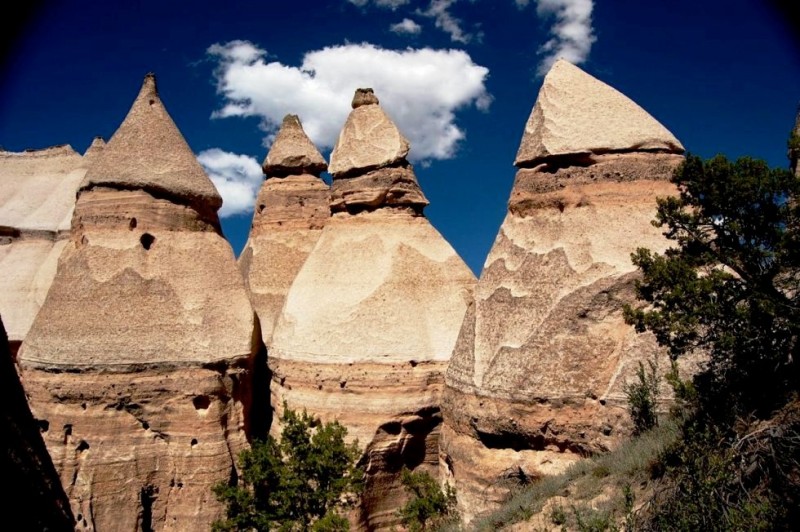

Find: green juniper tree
<box><xmin>212</xmin><ymin>406</ymin><xmax>363</xmax><ymax>531</ymax></box>
<box><xmin>624</xmin><ymin>145</ymin><xmax>800</xmax><ymax>530</ymax></box>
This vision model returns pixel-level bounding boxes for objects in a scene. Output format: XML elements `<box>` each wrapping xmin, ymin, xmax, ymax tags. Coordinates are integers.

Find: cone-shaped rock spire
<box><xmin>19</xmin><ymin>74</ymin><xmax>255</xmax><ymax>530</ymax></box>
<box><xmin>82</xmin><ymin>136</ymin><xmax>106</xmax><ymax>162</ymax></box>
<box><xmin>263</xmin><ymin>114</ymin><xmax>327</xmax><ymax>176</ymax></box>
<box><xmin>328</xmin><ymin>88</ymin><xmax>410</xmax><ymax>177</ymax></box>
<box><xmin>240</xmin><ymin>114</ymin><xmax>330</xmax><ymax>346</ymax></box>
<box><xmin>81</xmin><ymin>73</ymin><xmax>222</xmax><ymax>215</ymax></box>
<box><xmin>441</xmin><ymin>60</ymin><xmax>692</xmax><ymax>521</ymax></box>
<box><xmin>271</xmin><ymin>89</ymin><xmax>475</xmax><ymax>529</ymax></box>
<box><xmin>515</xmin><ymin>59</ymin><xmax>684</xmax><ymax>166</ymax></box>
<box><xmin>328</xmin><ymin>88</ymin><xmax>427</xmax><ymax>214</ymax></box>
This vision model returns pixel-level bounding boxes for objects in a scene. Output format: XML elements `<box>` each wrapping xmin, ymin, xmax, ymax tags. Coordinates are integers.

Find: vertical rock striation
<box><xmin>0</xmin><ymin>141</ymin><xmax>103</xmax><ymax>357</ymax></box>
<box><xmin>18</xmin><ymin>74</ymin><xmax>256</xmax><ymax>531</ymax></box>
<box><xmin>440</xmin><ymin>60</ymin><xmax>687</xmax><ymax>521</ymax></box>
<box><xmin>238</xmin><ymin>114</ymin><xmax>330</xmax><ymax>347</ymax></box>
<box><xmin>270</xmin><ymin>89</ymin><xmax>476</xmax><ymax>529</ymax></box>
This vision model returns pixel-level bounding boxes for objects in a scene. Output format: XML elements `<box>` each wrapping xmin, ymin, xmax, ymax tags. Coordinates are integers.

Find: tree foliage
<box><xmin>624</xmin><ymin>152</ymin><xmax>800</xmax><ymax>530</ymax></box>
<box><xmin>397</xmin><ymin>468</ymin><xmax>458</xmax><ymax>531</ymax></box>
<box><xmin>212</xmin><ymin>406</ymin><xmax>363</xmax><ymax>531</ymax></box>
<box><xmin>624</xmin><ymin>359</ymin><xmax>661</xmax><ymax>435</ymax></box>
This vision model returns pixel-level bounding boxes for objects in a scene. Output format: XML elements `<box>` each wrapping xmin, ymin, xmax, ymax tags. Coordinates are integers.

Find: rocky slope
<box><xmin>270</xmin><ymin>89</ymin><xmax>476</xmax><ymax>529</ymax></box>
<box><xmin>440</xmin><ymin>60</ymin><xmax>687</xmax><ymax>522</ymax></box>
<box><xmin>17</xmin><ymin>74</ymin><xmax>256</xmax><ymax>531</ymax></box>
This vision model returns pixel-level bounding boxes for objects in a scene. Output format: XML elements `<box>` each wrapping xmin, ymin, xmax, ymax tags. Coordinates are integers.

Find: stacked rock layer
<box><xmin>270</xmin><ymin>89</ymin><xmax>476</xmax><ymax>529</ymax></box>
<box><xmin>0</xmin><ymin>139</ymin><xmax>103</xmax><ymax>357</ymax></box>
<box><xmin>440</xmin><ymin>60</ymin><xmax>687</xmax><ymax>521</ymax></box>
<box><xmin>238</xmin><ymin>114</ymin><xmax>330</xmax><ymax>346</ymax></box>
<box><xmin>18</xmin><ymin>74</ymin><xmax>256</xmax><ymax>531</ymax></box>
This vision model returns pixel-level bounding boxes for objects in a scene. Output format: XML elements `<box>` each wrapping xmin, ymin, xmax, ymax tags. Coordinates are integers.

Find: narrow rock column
<box><xmin>440</xmin><ymin>60</ymin><xmax>688</xmax><ymax>521</ymax></box>
<box><xmin>270</xmin><ymin>89</ymin><xmax>476</xmax><ymax>529</ymax></box>
<box><xmin>238</xmin><ymin>114</ymin><xmax>330</xmax><ymax>347</ymax></box>
<box><xmin>18</xmin><ymin>74</ymin><xmax>256</xmax><ymax>531</ymax></box>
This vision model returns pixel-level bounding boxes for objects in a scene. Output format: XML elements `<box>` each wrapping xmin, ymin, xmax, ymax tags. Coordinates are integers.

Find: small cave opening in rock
<box><xmin>129</xmin><ymin>218</ymin><xmax>137</xmax><ymax>230</ymax></box>
<box><xmin>76</xmin><ymin>440</ymin><xmax>90</xmax><ymax>452</ymax></box>
<box><xmin>140</xmin><ymin>233</ymin><xmax>155</xmax><ymax>250</ymax></box>
<box><xmin>37</xmin><ymin>419</ymin><xmax>49</xmax><ymax>433</ymax></box>
<box><xmin>190</xmin><ymin>438</ymin><xmax>198</xmax><ymax>447</ymax></box>
<box><xmin>192</xmin><ymin>395</ymin><xmax>211</xmax><ymax>411</ymax></box>
<box><xmin>476</xmin><ymin>430</ymin><xmax>541</xmax><ymax>452</ymax></box>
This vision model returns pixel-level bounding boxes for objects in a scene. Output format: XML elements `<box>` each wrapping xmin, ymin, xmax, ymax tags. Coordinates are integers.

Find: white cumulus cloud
<box><xmin>534</xmin><ymin>0</ymin><xmax>596</xmax><ymax>75</ymax></box>
<box><xmin>417</xmin><ymin>0</ymin><xmax>474</xmax><ymax>44</ymax></box>
<box><xmin>391</xmin><ymin>18</ymin><xmax>422</xmax><ymax>35</ymax></box>
<box><xmin>208</xmin><ymin>40</ymin><xmax>491</xmax><ymax>162</ymax></box>
<box><xmin>197</xmin><ymin>148</ymin><xmax>263</xmax><ymax>218</ymax></box>
<box><xmin>348</xmin><ymin>0</ymin><xmax>410</xmax><ymax>9</ymax></box>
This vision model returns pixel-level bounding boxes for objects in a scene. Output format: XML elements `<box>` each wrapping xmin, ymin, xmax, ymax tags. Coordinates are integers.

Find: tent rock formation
<box><xmin>239</xmin><ymin>114</ymin><xmax>330</xmax><ymax>346</ymax></box>
<box><xmin>18</xmin><ymin>74</ymin><xmax>256</xmax><ymax>531</ymax></box>
<box><xmin>440</xmin><ymin>60</ymin><xmax>688</xmax><ymax>521</ymax></box>
<box><xmin>270</xmin><ymin>89</ymin><xmax>476</xmax><ymax>529</ymax></box>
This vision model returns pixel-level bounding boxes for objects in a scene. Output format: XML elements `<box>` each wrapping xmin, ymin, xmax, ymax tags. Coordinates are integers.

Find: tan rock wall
<box><xmin>22</xmin><ymin>366</ymin><xmax>250</xmax><ymax>531</ymax></box>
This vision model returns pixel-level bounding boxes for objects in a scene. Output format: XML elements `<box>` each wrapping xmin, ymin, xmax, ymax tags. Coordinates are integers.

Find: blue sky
<box><xmin>1</xmin><ymin>0</ymin><xmax>798</xmax><ymax>274</ymax></box>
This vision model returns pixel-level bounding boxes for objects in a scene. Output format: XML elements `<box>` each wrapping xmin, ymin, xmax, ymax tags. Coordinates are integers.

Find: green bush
<box><xmin>624</xmin><ymin>359</ymin><xmax>660</xmax><ymax>435</ymax></box>
<box><xmin>397</xmin><ymin>468</ymin><xmax>458</xmax><ymax>531</ymax></box>
<box><xmin>212</xmin><ymin>405</ymin><xmax>363</xmax><ymax>531</ymax></box>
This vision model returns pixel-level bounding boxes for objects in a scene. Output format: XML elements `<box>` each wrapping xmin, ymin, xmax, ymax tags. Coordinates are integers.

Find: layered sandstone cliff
<box><xmin>238</xmin><ymin>114</ymin><xmax>330</xmax><ymax>346</ymax></box>
<box><xmin>18</xmin><ymin>74</ymin><xmax>256</xmax><ymax>531</ymax></box>
<box><xmin>440</xmin><ymin>60</ymin><xmax>687</xmax><ymax>521</ymax></box>
<box><xmin>270</xmin><ymin>89</ymin><xmax>476</xmax><ymax>529</ymax></box>
<box><xmin>0</xmin><ymin>140</ymin><xmax>103</xmax><ymax>357</ymax></box>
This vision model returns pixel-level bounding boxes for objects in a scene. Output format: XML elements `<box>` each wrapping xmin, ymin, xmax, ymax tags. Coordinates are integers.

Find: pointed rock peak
<box><xmin>329</xmin><ymin>89</ymin><xmax>410</xmax><ymax>178</ymax></box>
<box><xmin>82</xmin><ymin>136</ymin><xmax>106</xmax><ymax>160</ymax></box>
<box><xmin>515</xmin><ymin>59</ymin><xmax>684</xmax><ymax>166</ymax></box>
<box><xmin>81</xmin><ymin>73</ymin><xmax>222</xmax><ymax>214</ymax></box>
<box><xmin>263</xmin><ymin>114</ymin><xmax>327</xmax><ymax>176</ymax></box>
<box><xmin>352</xmin><ymin>88</ymin><xmax>379</xmax><ymax>108</ymax></box>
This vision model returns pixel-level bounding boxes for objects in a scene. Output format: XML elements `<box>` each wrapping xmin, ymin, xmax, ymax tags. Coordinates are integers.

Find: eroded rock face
<box><xmin>441</xmin><ymin>61</ymin><xmax>688</xmax><ymax>522</ymax></box>
<box><xmin>0</xmin><ymin>142</ymin><xmax>102</xmax><ymax>356</ymax></box>
<box><xmin>239</xmin><ymin>114</ymin><xmax>330</xmax><ymax>346</ymax></box>
<box><xmin>270</xmin><ymin>89</ymin><xmax>475</xmax><ymax>529</ymax></box>
<box><xmin>18</xmin><ymin>74</ymin><xmax>256</xmax><ymax>531</ymax></box>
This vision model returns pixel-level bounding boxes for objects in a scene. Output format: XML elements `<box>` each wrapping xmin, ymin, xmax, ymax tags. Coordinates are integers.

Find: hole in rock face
<box><xmin>141</xmin><ymin>421</ymin><xmax>150</xmax><ymax>430</ymax></box>
<box><xmin>76</xmin><ymin>440</ymin><xmax>90</xmax><ymax>452</ymax></box>
<box><xmin>129</xmin><ymin>218</ymin><xmax>137</xmax><ymax>230</ymax></box>
<box><xmin>192</xmin><ymin>395</ymin><xmax>211</xmax><ymax>411</ymax></box>
<box><xmin>140</xmin><ymin>233</ymin><xmax>155</xmax><ymax>250</ymax></box>
<box><xmin>140</xmin><ymin>486</ymin><xmax>157</xmax><ymax>532</ymax></box>
<box><xmin>63</xmin><ymin>424</ymin><xmax>73</xmax><ymax>437</ymax></box>
<box><xmin>37</xmin><ymin>419</ymin><xmax>49</xmax><ymax>432</ymax></box>
<box><xmin>339</xmin><ymin>381</ymin><xmax>347</xmax><ymax>389</ymax></box>
<box><xmin>190</xmin><ymin>438</ymin><xmax>198</xmax><ymax>447</ymax></box>
<box><xmin>258</xmin><ymin>204</ymin><xmax>265</xmax><ymax>214</ymax></box>
<box><xmin>149</xmin><ymin>99</ymin><xmax>155</xmax><ymax>106</ymax></box>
